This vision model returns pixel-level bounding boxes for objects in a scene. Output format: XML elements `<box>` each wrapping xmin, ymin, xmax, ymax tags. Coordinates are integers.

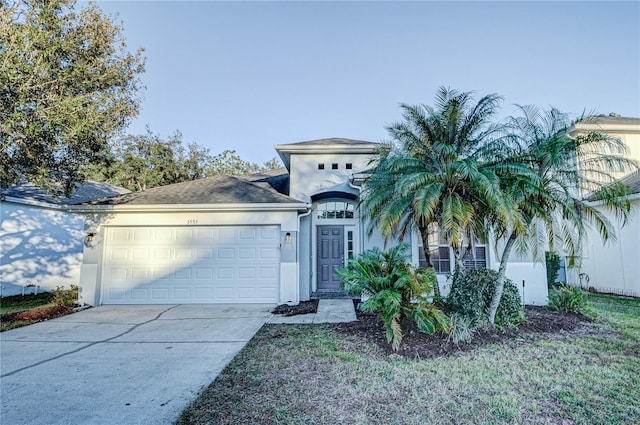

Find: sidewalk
<box><xmin>268</xmin><ymin>299</ymin><xmax>357</xmax><ymax>324</ymax></box>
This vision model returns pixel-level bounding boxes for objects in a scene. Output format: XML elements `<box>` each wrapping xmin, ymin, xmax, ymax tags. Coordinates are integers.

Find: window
<box><xmin>417</xmin><ymin>227</ymin><xmax>486</xmax><ymax>274</ymax></box>
<box><xmin>347</xmin><ymin>231</ymin><xmax>354</xmax><ymax>260</ymax></box>
<box><xmin>610</xmin><ymin>137</ymin><xmax>626</xmax><ymax>173</ymax></box>
<box><xmin>462</xmin><ymin>246</ymin><xmax>487</xmax><ymax>269</ymax></box>
<box><xmin>346</xmin><ymin>163</ymin><xmax>353</xmax><ymax>170</ymax></box>
<box><xmin>429</xmin><ymin>246</ymin><xmax>451</xmax><ymax>274</ymax></box>
<box><xmin>317</xmin><ymin>201</ymin><xmax>355</xmax><ymax>219</ymax></box>
<box><xmin>318</xmin><ymin>163</ymin><xmax>325</xmax><ymax>170</ymax></box>
<box><xmin>332</xmin><ymin>163</ymin><xmax>338</xmax><ymax>170</ymax></box>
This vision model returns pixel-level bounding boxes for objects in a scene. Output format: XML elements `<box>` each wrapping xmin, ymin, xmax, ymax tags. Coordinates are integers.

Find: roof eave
<box><xmin>274</xmin><ymin>143</ymin><xmax>381</xmax><ymax>155</ymax></box>
<box><xmin>70</xmin><ymin>202</ymin><xmax>311</xmax><ymax>213</ymax></box>
<box><xmin>0</xmin><ymin>196</ymin><xmax>66</xmax><ymax>210</ymax></box>
<box><xmin>569</xmin><ymin>122</ymin><xmax>640</xmax><ymax>135</ymax></box>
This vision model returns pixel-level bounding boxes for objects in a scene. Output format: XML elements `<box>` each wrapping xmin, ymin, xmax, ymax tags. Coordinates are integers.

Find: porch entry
<box><xmin>316</xmin><ymin>225</ymin><xmax>344</xmax><ymax>290</ymax></box>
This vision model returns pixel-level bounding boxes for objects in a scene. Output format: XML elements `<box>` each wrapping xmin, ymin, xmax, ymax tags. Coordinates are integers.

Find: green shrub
<box><xmin>545</xmin><ymin>251</ymin><xmax>561</xmax><ymax>287</ymax></box>
<box><xmin>52</xmin><ymin>285</ymin><xmax>78</xmax><ymax>307</ymax></box>
<box><xmin>548</xmin><ymin>285</ymin><xmax>587</xmax><ymax>313</ymax></box>
<box><xmin>337</xmin><ymin>244</ymin><xmax>451</xmax><ymax>350</ymax></box>
<box><xmin>447</xmin><ymin>268</ymin><xmax>524</xmax><ymax>328</ymax></box>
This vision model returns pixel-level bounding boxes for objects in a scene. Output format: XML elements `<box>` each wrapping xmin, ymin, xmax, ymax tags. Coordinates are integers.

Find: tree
<box><xmin>208</xmin><ymin>149</ymin><xmax>262</xmax><ymax>176</ymax></box>
<box><xmin>485</xmin><ymin>106</ymin><xmax>637</xmax><ymax>324</ymax></box>
<box><xmin>1</xmin><ymin>0</ymin><xmax>145</xmax><ymax>195</ymax></box>
<box><xmin>84</xmin><ymin>129</ymin><xmax>281</xmax><ymax>191</ymax></box>
<box><xmin>361</xmin><ymin>87</ymin><xmax>519</xmax><ymax>295</ymax></box>
<box><xmin>262</xmin><ymin>156</ymin><xmax>283</xmax><ymax>171</ymax></box>
<box><xmin>84</xmin><ymin>128</ymin><xmax>208</xmax><ymax>191</ymax></box>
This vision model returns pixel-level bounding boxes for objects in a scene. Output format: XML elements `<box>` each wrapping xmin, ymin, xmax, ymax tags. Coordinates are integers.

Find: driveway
<box><xmin>0</xmin><ymin>304</ymin><xmax>273</xmax><ymax>425</ymax></box>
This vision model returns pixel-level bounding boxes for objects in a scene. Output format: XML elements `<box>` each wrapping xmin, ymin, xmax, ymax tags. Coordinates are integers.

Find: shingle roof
<box><xmin>88</xmin><ymin>175</ymin><xmax>302</xmax><ymax>205</ymax></box>
<box><xmin>1</xmin><ymin>181</ymin><xmax>130</xmax><ymax>205</ymax></box>
<box><xmin>244</xmin><ymin>168</ymin><xmax>290</xmax><ymax>195</ymax></box>
<box><xmin>620</xmin><ymin>171</ymin><xmax>640</xmax><ymax>194</ymax></box>
<box><xmin>577</xmin><ymin>116</ymin><xmax>640</xmax><ymax>126</ymax></box>
<box><xmin>282</xmin><ymin>138</ymin><xmax>380</xmax><ymax>147</ymax></box>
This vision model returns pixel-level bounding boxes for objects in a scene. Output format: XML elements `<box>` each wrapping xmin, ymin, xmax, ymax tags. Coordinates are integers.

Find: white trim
<box><xmin>0</xmin><ymin>197</ymin><xmax>67</xmax><ymax>210</ymax></box>
<box><xmin>70</xmin><ymin>202</ymin><xmax>310</xmax><ymax>213</ymax></box>
<box><xmin>274</xmin><ymin>143</ymin><xmax>380</xmax><ymax>154</ymax></box>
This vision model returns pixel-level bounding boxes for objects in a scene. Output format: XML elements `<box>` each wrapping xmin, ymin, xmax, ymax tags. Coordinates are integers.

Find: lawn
<box><xmin>178</xmin><ymin>295</ymin><xmax>640</xmax><ymax>425</ymax></box>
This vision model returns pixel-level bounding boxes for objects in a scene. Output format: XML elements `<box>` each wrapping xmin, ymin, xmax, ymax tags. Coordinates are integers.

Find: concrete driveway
<box><xmin>0</xmin><ymin>304</ymin><xmax>273</xmax><ymax>425</ymax></box>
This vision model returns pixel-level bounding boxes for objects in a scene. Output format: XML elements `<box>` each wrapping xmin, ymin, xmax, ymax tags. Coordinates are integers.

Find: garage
<box><xmin>101</xmin><ymin>225</ymin><xmax>280</xmax><ymax>304</ymax></box>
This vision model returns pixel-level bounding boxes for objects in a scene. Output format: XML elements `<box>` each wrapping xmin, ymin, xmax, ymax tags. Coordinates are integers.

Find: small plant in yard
<box><xmin>336</xmin><ymin>243</ymin><xmax>451</xmax><ymax>350</ymax></box>
<box><xmin>448</xmin><ymin>268</ymin><xmax>524</xmax><ymax>330</ymax></box>
<box><xmin>52</xmin><ymin>285</ymin><xmax>79</xmax><ymax>307</ymax></box>
<box><xmin>548</xmin><ymin>285</ymin><xmax>588</xmax><ymax>313</ymax></box>
<box><xmin>448</xmin><ymin>312</ymin><xmax>475</xmax><ymax>344</ymax></box>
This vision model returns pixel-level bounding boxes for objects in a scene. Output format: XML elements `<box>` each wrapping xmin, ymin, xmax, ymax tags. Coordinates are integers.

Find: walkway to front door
<box><xmin>317</xmin><ymin>225</ymin><xmax>344</xmax><ymax>290</ymax></box>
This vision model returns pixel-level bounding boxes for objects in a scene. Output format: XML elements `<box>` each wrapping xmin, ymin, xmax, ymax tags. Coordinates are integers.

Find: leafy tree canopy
<box><xmin>1</xmin><ymin>0</ymin><xmax>146</xmax><ymax>195</ymax></box>
<box><xmin>83</xmin><ymin>128</ymin><xmax>282</xmax><ymax>192</ymax></box>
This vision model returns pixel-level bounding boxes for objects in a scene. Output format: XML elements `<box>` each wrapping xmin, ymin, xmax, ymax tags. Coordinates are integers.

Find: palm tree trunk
<box><xmin>419</xmin><ymin>226</ymin><xmax>440</xmax><ymax>297</ymax></box>
<box><xmin>488</xmin><ymin>231</ymin><xmax>517</xmax><ymax>325</ymax></box>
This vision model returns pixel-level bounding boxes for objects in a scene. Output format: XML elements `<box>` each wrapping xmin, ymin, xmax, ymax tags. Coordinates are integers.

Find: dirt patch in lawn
<box><xmin>1</xmin><ymin>305</ymin><xmax>73</xmax><ymax>331</ymax></box>
<box><xmin>271</xmin><ymin>299</ymin><xmax>318</xmax><ymax>316</ymax></box>
<box><xmin>333</xmin><ymin>303</ymin><xmax>599</xmax><ymax>359</ymax></box>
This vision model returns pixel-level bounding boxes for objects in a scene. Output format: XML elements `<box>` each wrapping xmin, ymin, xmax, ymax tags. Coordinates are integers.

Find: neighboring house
<box><xmin>76</xmin><ymin>138</ymin><xmax>548</xmax><ymax>306</ymax></box>
<box><xmin>0</xmin><ymin>181</ymin><xmax>130</xmax><ymax>297</ymax></box>
<box><xmin>566</xmin><ymin>115</ymin><xmax>640</xmax><ymax>297</ymax></box>
<box><xmin>578</xmin><ymin>173</ymin><xmax>640</xmax><ymax>297</ymax></box>
<box><xmin>569</xmin><ymin>114</ymin><xmax>640</xmax><ymax>182</ymax></box>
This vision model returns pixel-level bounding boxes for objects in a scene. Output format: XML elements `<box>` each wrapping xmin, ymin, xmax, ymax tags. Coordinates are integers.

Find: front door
<box><xmin>317</xmin><ymin>226</ymin><xmax>344</xmax><ymax>290</ymax></box>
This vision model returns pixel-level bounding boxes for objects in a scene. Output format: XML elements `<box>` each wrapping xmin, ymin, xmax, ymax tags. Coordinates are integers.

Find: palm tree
<box><xmin>361</xmin><ymin>87</ymin><xmax>519</xmax><ymax>295</ymax></box>
<box><xmin>486</xmin><ymin>106</ymin><xmax>637</xmax><ymax>324</ymax></box>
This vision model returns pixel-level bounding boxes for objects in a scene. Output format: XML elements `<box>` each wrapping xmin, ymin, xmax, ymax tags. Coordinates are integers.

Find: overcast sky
<box><xmin>93</xmin><ymin>1</ymin><xmax>640</xmax><ymax>164</ymax></box>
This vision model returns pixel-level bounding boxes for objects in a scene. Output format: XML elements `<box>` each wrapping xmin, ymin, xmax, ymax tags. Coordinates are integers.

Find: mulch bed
<box><xmin>1</xmin><ymin>305</ymin><xmax>72</xmax><ymax>325</ymax></box>
<box><xmin>333</xmin><ymin>303</ymin><xmax>599</xmax><ymax>359</ymax></box>
<box><xmin>271</xmin><ymin>299</ymin><xmax>319</xmax><ymax>316</ymax></box>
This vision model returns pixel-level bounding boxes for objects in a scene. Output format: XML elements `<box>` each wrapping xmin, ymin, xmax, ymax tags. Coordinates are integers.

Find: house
<box><xmin>569</xmin><ymin>114</ymin><xmax>640</xmax><ymax>181</ymax></box>
<box><xmin>76</xmin><ymin>138</ymin><xmax>549</xmax><ymax>306</ymax></box>
<box><xmin>578</xmin><ymin>173</ymin><xmax>640</xmax><ymax>297</ymax></box>
<box><xmin>0</xmin><ymin>181</ymin><xmax>130</xmax><ymax>297</ymax></box>
<box><xmin>567</xmin><ymin>114</ymin><xmax>640</xmax><ymax>297</ymax></box>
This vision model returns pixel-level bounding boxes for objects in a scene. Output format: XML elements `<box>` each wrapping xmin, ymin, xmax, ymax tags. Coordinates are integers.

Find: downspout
<box><xmin>297</xmin><ymin>206</ymin><xmax>313</xmax><ymax>302</ymax></box>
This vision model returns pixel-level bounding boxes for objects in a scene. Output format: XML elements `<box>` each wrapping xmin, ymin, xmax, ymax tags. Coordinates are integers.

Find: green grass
<box><xmin>0</xmin><ymin>292</ymin><xmax>55</xmax><ymax>315</ymax></box>
<box><xmin>178</xmin><ymin>295</ymin><xmax>640</xmax><ymax>425</ymax></box>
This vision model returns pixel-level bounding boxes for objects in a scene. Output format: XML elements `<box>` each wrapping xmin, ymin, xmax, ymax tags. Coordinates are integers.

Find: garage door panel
<box><xmin>102</xmin><ymin>226</ymin><xmax>279</xmax><ymax>304</ymax></box>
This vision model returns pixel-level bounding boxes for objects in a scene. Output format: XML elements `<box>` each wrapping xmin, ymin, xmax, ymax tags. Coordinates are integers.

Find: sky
<box><xmin>92</xmin><ymin>1</ymin><xmax>640</xmax><ymax>164</ymax></box>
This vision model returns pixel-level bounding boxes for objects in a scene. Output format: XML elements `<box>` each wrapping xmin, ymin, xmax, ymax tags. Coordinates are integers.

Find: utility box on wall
<box><xmin>281</xmin><ymin>231</ymin><xmax>297</xmax><ymax>262</ymax></box>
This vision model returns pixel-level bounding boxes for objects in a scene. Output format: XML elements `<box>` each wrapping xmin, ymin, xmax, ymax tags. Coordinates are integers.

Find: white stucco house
<box><xmin>75</xmin><ymin>138</ymin><xmax>549</xmax><ymax>306</ymax></box>
<box><xmin>566</xmin><ymin>115</ymin><xmax>640</xmax><ymax>297</ymax></box>
<box><xmin>578</xmin><ymin>173</ymin><xmax>640</xmax><ymax>297</ymax></box>
<box><xmin>0</xmin><ymin>181</ymin><xmax>130</xmax><ymax>297</ymax></box>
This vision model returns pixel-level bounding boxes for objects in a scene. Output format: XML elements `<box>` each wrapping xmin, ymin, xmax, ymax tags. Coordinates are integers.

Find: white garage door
<box><xmin>102</xmin><ymin>226</ymin><xmax>280</xmax><ymax>304</ymax></box>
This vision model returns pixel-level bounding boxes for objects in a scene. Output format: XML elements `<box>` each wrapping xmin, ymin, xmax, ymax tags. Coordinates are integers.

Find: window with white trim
<box><xmin>316</xmin><ymin>201</ymin><xmax>355</xmax><ymax>219</ymax></box>
<box><xmin>418</xmin><ymin>229</ymin><xmax>486</xmax><ymax>273</ymax></box>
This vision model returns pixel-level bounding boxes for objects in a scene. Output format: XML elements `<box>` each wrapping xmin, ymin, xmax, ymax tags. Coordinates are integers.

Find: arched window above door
<box><xmin>316</xmin><ymin>201</ymin><xmax>355</xmax><ymax>219</ymax></box>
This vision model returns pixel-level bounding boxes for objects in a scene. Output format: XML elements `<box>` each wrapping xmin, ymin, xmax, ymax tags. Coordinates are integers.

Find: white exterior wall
<box><xmin>579</xmin><ymin>198</ymin><xmax>640</xmax><ymax>297</ymax></box>
<box><xmin>433</xmin><ymin>240</ymin><xmax>548</xmax><ymax>305</ymax></box>
<box><xmin>491</xmin><ymin>238</ymin><xmax>549</xmax><ymax>305</ymax></box>
<box><xmin>1</xmin><ymin>201</ymin><xmax>84</xmax><ymax>296</ymax></box>
<box><xmin>289</xmin><ymin>153</ymin><xmax>375</xmax><ymax>202</ymax></box>
<box><xmin>80</xmin><ymin>208</ymin><xmax>301</xmax><ymax>306</ymax></box>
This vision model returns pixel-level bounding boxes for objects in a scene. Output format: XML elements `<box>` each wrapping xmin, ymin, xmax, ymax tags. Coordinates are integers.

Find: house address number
<box><xmin>187</xmin><ymin>219</ymin><xmax>198</xmax><ymax>225</ymax></box>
